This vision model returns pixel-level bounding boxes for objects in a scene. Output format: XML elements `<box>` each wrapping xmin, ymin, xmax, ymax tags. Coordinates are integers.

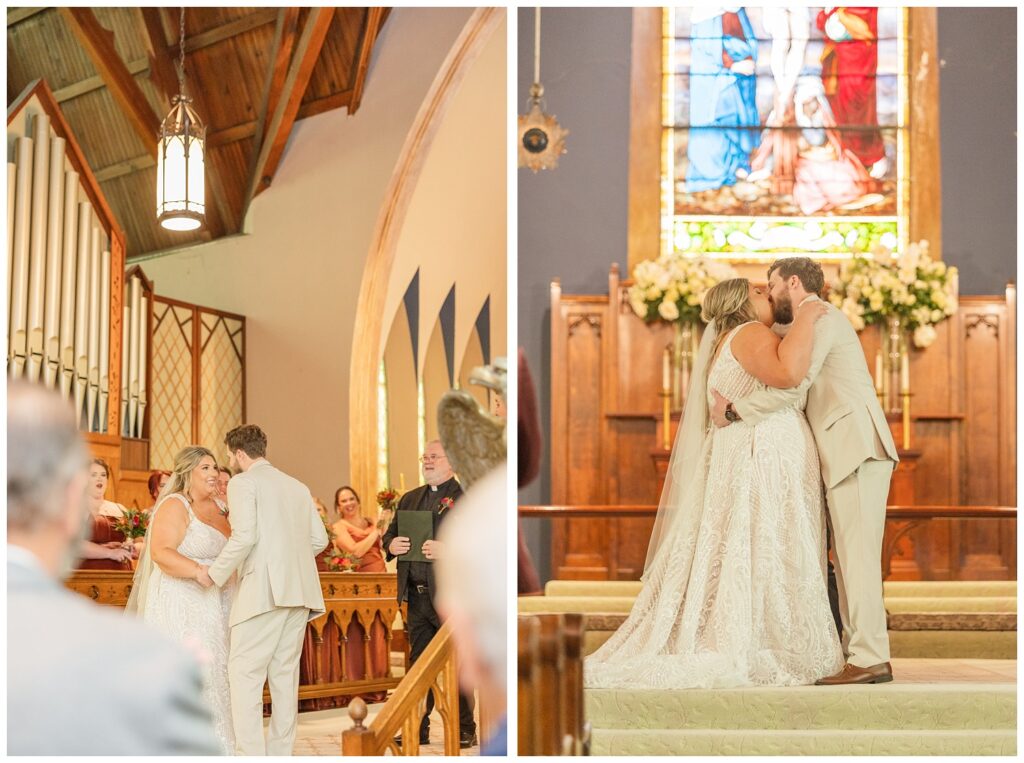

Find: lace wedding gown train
<box><xmin>141</xmin><ymin>494</ymin><xmax>236</xmax><ymax>753</ymax></box>
<box><xmin>585</xmin><ymin>324</ymin><xmax>844</xmax><ymax>689</ymax></box>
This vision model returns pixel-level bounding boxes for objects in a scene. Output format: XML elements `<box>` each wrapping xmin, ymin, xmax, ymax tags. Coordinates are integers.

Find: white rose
<box><xmin>658</xmin><ymin>299</ymin><xmax>680</xmax><ymax>321</ymax></box>
<box><xmin>664</xmin><ymin>286</ymin><xmax>679</xmax><ymax>304</ymax></box>
<box><xmin>913</xmin><ymin>324</ymin><xmax>937</xmax><ymax>348</ymax></box>
<box><xmin>869</xmin><ymin>293</ymin><xmax>884</xmax><ymax>311</ymax></box>
<box><xmin>646</xmin><ymin>285</ymin><xmax>662</xmax><ymax>301</ymax></box>
<box><xmin>686</xmin><ymin>293</ymin><xmax>699</xmax><ymax>306</ymax></box>
<box><xmin>931</xmin><ymin>309</ymin><xmax>943</xmax><ymax>322</ymax></box>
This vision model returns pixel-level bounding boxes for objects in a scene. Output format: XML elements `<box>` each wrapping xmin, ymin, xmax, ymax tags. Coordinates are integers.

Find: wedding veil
<box><xmin>642</xmin><ymin>319</ymin><xmax>718</xmax><ymax>578</ymax></box>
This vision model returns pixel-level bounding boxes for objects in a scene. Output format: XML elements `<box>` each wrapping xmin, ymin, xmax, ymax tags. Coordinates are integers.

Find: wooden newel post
<box><xmin>342</xmin><ymin>697</ymin><xmax>372</xmax><ymax>756</ymax></box>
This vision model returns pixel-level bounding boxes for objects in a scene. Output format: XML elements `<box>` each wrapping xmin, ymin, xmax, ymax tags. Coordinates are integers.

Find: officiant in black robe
<box><xmin>383</xmin><ymin>439</ymin><xmax>476</xmax><ymax>748</ymax></box>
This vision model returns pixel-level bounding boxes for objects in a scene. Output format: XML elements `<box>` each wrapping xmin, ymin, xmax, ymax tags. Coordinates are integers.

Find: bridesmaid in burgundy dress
<box><xmin>78</xmin><ymin>458</ymin><xmax>133</xmax><ymax>570</ymax></box>
<box><xmin>331</xmin><ymin>486</ymin><xmax>390</xmax><ymax>704</ymax></box>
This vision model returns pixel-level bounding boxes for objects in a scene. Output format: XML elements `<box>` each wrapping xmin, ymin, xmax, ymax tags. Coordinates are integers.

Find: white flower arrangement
<box><xmin>828</xmin><ymin>241</ymin><xmax>958</xmax><ymax>348</ymax></box>
<box><xmin>628</xmin><ymin>255</ymin><xmax>739</xmax><ymax>325</ymax></box>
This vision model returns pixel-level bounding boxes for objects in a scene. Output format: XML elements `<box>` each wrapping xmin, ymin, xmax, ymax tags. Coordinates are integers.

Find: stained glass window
<box><xmin>661</xmin><ymin>7</ymin><xmax>908</xmax><ymax>261</ymax></box>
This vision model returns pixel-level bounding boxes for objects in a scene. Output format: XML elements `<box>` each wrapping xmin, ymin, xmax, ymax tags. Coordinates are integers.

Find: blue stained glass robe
<box><xmin>685</xmin><ymin>10</ymin><xmax>760</xmax><ymax>193</ymax></box>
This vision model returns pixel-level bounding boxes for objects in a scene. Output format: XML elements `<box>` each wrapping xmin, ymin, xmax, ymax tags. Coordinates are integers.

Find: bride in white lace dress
<box><xmin>126</xmin><ymin>446</ymin><xmax>236</xmax><ymax>753</ymax></box>
<box><xmin>585</xmin><ymin>278</ymin><xmax>844</xmax><ymax>689</ymax></box>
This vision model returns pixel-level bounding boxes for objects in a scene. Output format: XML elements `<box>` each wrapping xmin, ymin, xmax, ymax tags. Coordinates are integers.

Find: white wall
<box><xmin>141</xmin><ymin>8</ymin><xmax>476</xmax><ymax>503</ymax></box>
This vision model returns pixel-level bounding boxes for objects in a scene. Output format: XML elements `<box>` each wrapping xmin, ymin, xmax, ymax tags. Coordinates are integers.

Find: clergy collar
<box><xmin>428</xmin><ymin>476</ymin><xmax>457</xmax><ymax>492</ymax></box>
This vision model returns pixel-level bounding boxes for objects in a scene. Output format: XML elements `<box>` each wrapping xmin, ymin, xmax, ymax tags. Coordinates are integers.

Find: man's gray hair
<box><xmin>436</xmin><ymin>466</ymin><xmax>507</xmax><ymax>688</ymax></box>
<box><xmin>7</xmin><ymin>381</ymin><xmax>89</xmax><ymax>532</ymax></box>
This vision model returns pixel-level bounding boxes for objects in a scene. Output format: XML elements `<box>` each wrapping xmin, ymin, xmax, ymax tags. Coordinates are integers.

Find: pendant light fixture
<box><xmin>156</xmin><ymin>7</ymin><xmax>206</xmax><ymax>231</ymax></box>
<box><xmin>518</xmin><ymin>7</ymin><xmax>569</xmax><ymax>173</ymax></box>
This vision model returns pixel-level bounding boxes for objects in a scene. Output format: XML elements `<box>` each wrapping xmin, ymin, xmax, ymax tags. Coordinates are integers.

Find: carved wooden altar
<box><xmin>549</xmin><ymin>267</ymin><xmax>1016</xmax><ymax>581</ymax></box>
<box><xmin>65</xmin><ymin>570</ymin><xmax>405</xmax><ymax>706</ymax></box>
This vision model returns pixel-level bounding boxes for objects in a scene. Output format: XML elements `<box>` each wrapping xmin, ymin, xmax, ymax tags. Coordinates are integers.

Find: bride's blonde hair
<box><xmin>702</xmin><ymin>278</ymin><xmax>759</xmax><ymax>334</ymax></box>
<box><xmin>158</xmin><ymin>445</ymin><xmax>217</xmax><ymax>504</ymax></box>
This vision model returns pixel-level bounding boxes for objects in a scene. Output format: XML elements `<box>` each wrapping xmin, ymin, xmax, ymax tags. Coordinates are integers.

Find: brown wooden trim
<box><xmin>253</xmin><ymin>8</ymin><xmax>300</xmax><ymax>157</ymax></box>
<box><xmin>176</xmin><ymin>8</ymin><xmax>278</xmax><ymax>56</ymax></box>
<box><xmin>53</xmin><ymin>57</ymin><xmax>150</xmax><ymax>103</ymax></box>
<box><xmin>907</xmin><ymin>8</ymin><xmax>941</xmax><ymax>261</ymax></box>
<box><xmin>245</xmin><ymin>7</ymin><xmax>335</xmax><ymax>210</ymax></box>
<box><xmin>520</xmin><ymin>504</ymin><xmax>1017</xmax><ymax>520</ymax></box>
<box><xmin>139</xmin><ymin>8</ymin><xmax>178</xmax><ymax>111</ymax></box>
<box><xmin>94</xmin><ymin>153</ymin><xmax>156</xmax><ymax>183</ymax></box>
<box><xmin>298</xmin><ymin>89</ymin><xmax>353</xmax><ymax>120</ymax></box>
<box><xmin>59</xmin><ymin>8</ymin><xmax>161</xmax><ymax>159</ymax></box>
<box><xmin>7</xmin><ymin>7</ymin><xmax>48</xmax><ymax>26</ymax></box>
<box><xmin>349</xmin><ymin>7</ymin><xmax>385</xmax><ymax>115</ymax></box>
<box><xmin>626</xmin><ymin>8</ymin><xmax>662</xmax><ymax>272</ymax></box>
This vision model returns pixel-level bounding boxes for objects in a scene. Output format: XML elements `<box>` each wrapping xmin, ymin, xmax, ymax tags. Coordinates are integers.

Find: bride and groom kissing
<box><xmin>126</xmin><ymin>424</ymin><xmax>329</xmax><ymax>755</ymax></box>
<box><xmin>586</xmin><ymin>257</ymin><xmax>899</xmax><ymax>690</ymax></box>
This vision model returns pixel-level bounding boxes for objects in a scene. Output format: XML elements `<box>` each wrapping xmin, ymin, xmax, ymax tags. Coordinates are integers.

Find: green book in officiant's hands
<box><xmin>396</xmin><ymin>510</ymin><xmax>434</xmax><ymax>563</ymax></box>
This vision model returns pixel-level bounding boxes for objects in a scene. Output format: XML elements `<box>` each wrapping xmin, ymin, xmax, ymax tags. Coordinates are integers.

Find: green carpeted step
<box><xmin>544</xmin><ymin>579</ymin><xmax>1017</xmax><ymax>600</ymax></box>
<box><xmin>585</xmin><ymin>683</ymin><xmax>1016</xmax><ymax>731</ymax></box>
<box><xmin>884</xmin><ymin>581</ymin><xmax>1016</xmax><ymax>598</ymax></box>
<box><xmin>545</xmin><ymin>580</ymin><xmax>643</xmax><ymax>597</ymax></box>
<box><xmin>518</xmin><ymin>595</ymin><xmax>636</xmax><ymax>613</ymax></box>
<box><xmin>590</xmin><ymin>728</ymin><xmax>1016</xmax><ymax>756</ymax></box>
<box><xmin>886</xmin><ymin>597</ymin><xmax>1016</xmax><ymax>613</ymax></box>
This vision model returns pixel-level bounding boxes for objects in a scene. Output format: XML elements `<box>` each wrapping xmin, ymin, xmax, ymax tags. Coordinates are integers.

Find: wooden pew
<box><xmin>518</xmin><ymin>613</ymin><xmax>590</xmax><ymax>755</ymax></box>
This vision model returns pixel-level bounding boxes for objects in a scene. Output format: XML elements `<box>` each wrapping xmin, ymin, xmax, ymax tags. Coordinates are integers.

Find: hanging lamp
<box><xmin>156</xmin><ymin>7</ymin><xmax>206</xmax><ymax>231</ymax></box>
<box><xmin>518</xmin><ymin>7</ymin><xmax>568</xmax><ymax>173</ymax></box>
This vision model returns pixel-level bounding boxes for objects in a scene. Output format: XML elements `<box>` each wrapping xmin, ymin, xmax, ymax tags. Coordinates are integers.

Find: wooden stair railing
<box><xmin>342</xmin><ymin>620</ymin><xmax>460</xmax><ymax>756</ymax></box>
<box><xmin>518</xmin><ymin>613</ymin><xmax>590</xmax><ymax>756</ymax></box>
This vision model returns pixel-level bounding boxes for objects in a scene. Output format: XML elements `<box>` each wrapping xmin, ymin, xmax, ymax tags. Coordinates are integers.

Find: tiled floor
<box><xmin>289</xmin><ymin>701</ymin><xmax>481</xmax><ymax>756</ymax></box>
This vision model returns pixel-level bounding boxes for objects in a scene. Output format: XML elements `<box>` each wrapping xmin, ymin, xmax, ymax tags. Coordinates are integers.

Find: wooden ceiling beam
<box><xmin>244</xmin><ymin>7</ymin><xmax>335</xmax><ymax>213</ymax></box>
<box><xmin>139</xmin><ymin>8</ymin><xmax>179</xmax><ymax>110</ymax></box>
<box><xmin>8</xmin><ymin>7</ymin><xmax>48</xmax><ymax>26</ymax></box>
<box><xmin>175</xmin><ymin>8</ymin><xmax>278</xmax><ymax>56</ymax></box>
<box><xmin>94</xmin><ymin>154</ymin><xmax>156</xmax><ymax>183</ymax></box>
<box><xmin>58</xmin><ymin>8</ymin><xmax>160</xmax><ymax>158</ymax></box>
<box><xmin>53</xmin><ymin>57</ymin><xmax>149</xmax><ymax>103</ymax></box>
<box><xmin>251</xmin><ymin>7</ymin><xmax>300</xmax><ymax>162</ymax></box>
<box><xmin>349</xmin><ymin>7</ymin><xmax>385</xmax><ymax>116</ymax></box>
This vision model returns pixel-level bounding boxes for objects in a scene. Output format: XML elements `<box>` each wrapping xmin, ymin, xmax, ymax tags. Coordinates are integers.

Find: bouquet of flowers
<box><xmin>628</xmin><ymin>254</ymin><xmax>739</xmax><ymax>324</ymax></box>
<box><xmin>324</xmin><ymin>548</ymin><xmax>361</xmax><ymax>573</ymax></box>
<box><xmin>112</xmin><ymin>507</ymin><xmax>149</xmax><ymax>541</ymax></box>
<box><xmin>828</xmin><ymin>241</ymin><xmax>958</xmax><ymax>348</ymax></box>
<box><xmin>376</xmin><ymin>488</ymin><xmax>399</xmax><ymax>512</ymax></box>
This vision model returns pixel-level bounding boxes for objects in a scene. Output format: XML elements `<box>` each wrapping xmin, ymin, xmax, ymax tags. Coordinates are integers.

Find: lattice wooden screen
<box><xmin>148</xmin><ymin>296</ymin><xmax>245</xmax><ymax>470</ymax></box>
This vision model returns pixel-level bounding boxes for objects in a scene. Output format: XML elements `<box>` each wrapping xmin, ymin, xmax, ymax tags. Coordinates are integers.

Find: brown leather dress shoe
<box><xmin>815</xmin><ymin>661</ymin><xmax>893</xmax><ymax>685</ymax></box>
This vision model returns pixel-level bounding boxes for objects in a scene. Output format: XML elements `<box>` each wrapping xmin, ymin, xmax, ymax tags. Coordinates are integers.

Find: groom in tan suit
<box><xmin>198</xmin><ymin>424</ymin><xmax>329</xmax><ymax>754</ymax></box>
<box><xmin>711</xmin><ymin>257</ymin><xmax>899</xmax><ymax>685</ymax></box>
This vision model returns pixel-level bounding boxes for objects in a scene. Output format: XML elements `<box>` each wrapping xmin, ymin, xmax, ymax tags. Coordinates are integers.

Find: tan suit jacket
<box><xmin>209</xmin><ymin>460</ymin><xmax>329</xmax><ymax>626</ymax></box>
<box><xmin>734</xmin><ymin>297</ymin><xmax>899</xmax><ymax>490</ymax></box>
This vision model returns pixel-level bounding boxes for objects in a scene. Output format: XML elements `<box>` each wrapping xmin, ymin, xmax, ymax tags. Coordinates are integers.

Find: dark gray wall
<box><xmin>518</xmin><ymin>7</ymin><xmax>1016</xmax><ymax>583</ymax></box>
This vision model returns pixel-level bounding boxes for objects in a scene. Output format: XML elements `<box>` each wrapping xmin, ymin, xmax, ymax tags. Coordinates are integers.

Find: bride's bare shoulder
<box><xmin>730</xmin><ymin>322</ymin><xmax>779</xmax><ymax>353</ymax></box>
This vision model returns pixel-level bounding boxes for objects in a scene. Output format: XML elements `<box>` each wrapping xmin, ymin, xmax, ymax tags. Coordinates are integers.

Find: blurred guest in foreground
<box><xmin>436</xmin><ymin>465</ymin><xmax>507</xmax><ymax>755</ymax></box>
<box><xmin>7</xmin><ymin>380</ymin><xmax>221</xmax><ymax>755</ymax></box>
<box><xmin>78</xmin><ymin>457</ymin><xmax>133</xmax><ymax>569</ymax></box>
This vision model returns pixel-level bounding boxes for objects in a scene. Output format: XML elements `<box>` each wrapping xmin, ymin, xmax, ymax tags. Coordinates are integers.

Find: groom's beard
<box><xmin>771</xmin><ymin>293</ymin><xmax>795</xmax><ymax>325</ymax></box>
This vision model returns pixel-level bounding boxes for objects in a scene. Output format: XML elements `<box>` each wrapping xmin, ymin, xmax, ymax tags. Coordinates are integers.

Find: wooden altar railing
<box><xmin>520</xmin><ymin>505</ymin><xmax>1018</xmax><ymax>520</ymax></box>
<box><xmin>520</xmin><ymin>504</ymin><xmax>1017</xmax><ymax>581</ymax></box>
<box><xmin>342</xmin><ymin>621</ymin><xmax>461</xmax><ymax>756</ymax></box>
<box><xmin>64</xmin><ymin>571</ymin><xmax>405</xmax><ymax>704</ymax></box>
<box><xmin>518</xmin><ymin>613</ymin><xmax>590</xmax><ymax>756</ymax></box>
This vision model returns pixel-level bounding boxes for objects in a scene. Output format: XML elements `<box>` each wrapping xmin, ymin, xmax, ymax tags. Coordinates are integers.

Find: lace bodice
<box><xmin>708</xmin><ymin>323</ymin><xmax>806</xmax><ymax>413</ymax></box>
<box><xmin>164</xmin><ymin>494</ymin><xmax>229</xmax><ymax>565</ymax></box>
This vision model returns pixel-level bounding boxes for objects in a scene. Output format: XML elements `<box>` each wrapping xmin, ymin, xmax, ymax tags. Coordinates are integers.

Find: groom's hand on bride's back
<box><xmin>389</xmin><ymin>536</ymin><xmax>411</xmax><ymax>556</ymax></box>
<box><xmin>710</xmin><ymin>389</ymin><xmax>732</xmax><ymax>429</ymax></box>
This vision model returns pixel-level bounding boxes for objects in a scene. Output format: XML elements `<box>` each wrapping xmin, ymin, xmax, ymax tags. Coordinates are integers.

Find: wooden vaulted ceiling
<box><xmin>7</xmin><ymin>7</ymin><xmax>389</xmax><ymax>258</ymax></box>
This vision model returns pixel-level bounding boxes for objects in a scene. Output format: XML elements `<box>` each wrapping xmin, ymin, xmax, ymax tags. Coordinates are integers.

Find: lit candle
<box><xmin>900</xmin><ymin>351</ymin><xmax>910</xmax><ymax>393</ymax></box>
<box><xmin>662</xmin><ymin>347</ymin><xmax>670</xmax><ymax>392</ymax></box>
<box><xmin>874</xmin><ymin>351</ymin><xmax>883</xmax><ymax>394</ymax></box>
<box><xmin>399</xmin><ymin>472</ymin><xmax>406</xmax><ymax>493</ymax></box>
